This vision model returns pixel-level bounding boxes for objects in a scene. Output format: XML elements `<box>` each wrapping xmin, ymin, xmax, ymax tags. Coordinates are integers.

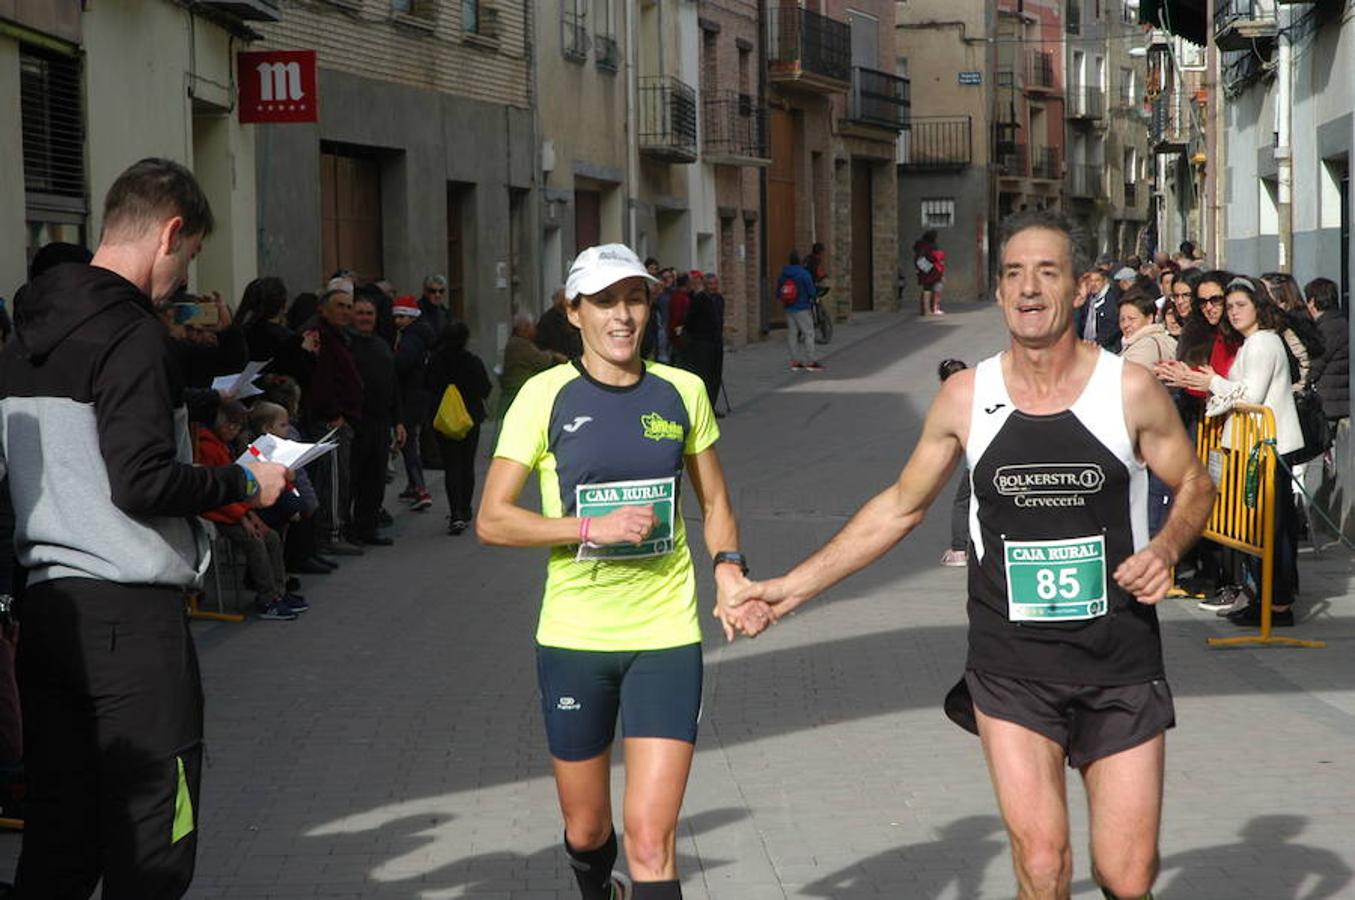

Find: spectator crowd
<box><xmin>1070</xmin><ymin>243</ymin><xmax>1348</xmax><ymax>630</ymax></box>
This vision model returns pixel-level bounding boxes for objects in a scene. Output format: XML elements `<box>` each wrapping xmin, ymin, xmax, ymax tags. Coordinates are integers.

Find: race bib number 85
<box><xmin>1004</xmin><ymin>534</ymin><xmax>1108</xmax><ymax>622</ymax></box>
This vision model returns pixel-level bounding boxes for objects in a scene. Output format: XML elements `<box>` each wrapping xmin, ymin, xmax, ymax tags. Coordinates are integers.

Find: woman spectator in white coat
<box><xmin>1160</xmin><ymin>277</ymin><xmax>1302</xmax><ymax>626</ymax></box>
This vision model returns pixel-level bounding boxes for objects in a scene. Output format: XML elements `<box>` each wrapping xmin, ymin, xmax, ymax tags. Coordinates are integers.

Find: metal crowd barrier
<box><xmin>1197</xmin><ymin>403</ymin><xmax>1324</xmax><ymax>649</ymax></box>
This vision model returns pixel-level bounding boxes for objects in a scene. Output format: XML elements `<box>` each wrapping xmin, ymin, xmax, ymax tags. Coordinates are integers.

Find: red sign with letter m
<box><xmin>237</xmin><ymin>50</ymin><xmax>318</xmax><ymax>124</ymax></box>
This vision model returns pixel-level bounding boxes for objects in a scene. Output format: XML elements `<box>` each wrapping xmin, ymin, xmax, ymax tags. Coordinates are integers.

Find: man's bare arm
<box><xmin>1113</xmin><ymin>364</ymin><xmax>1216</xmax><ymax>603</ymax></box>
<box><xmin>732</xmin><ymin>372</ymin><xmax>971</xmax><ymax>618</ymax></box>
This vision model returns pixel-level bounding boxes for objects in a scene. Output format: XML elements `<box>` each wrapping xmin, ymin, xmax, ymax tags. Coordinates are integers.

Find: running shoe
<box><xmin>447</xmin><ymin>519</ymin><xmax>468</xmax><ymax>536</ymax></box>
<box><xmin>283</xmin><ymin>593</ymin><xmax>310</xmax><ymax>613</ymax></box>
<box><xmin>411</xmin><ymin>490</ymin><xmax>434</xmax><ymax>511</ymax></box>
<box><xmin>1197</xmin><ymin>585</ymin><xmax>1241</xmax><ymax>612</ymax></box>
<box><xmin>804</xmin><ymin>361</ymin><xmax>826</xmax><ymax>372</ymax></box>
<box><xmin>609</xmin><ymin>872</ymin><xmax>632</xmax><ymax>900</ymax></box>
<box><xmin>256</xmin><ymin>598</ymin><xmax>298</xmax><ymax>621</ymax></box>
<box><xmin>790</xmin><ymin>361</ymin><xmax>805</xmax><ymax>371</ymax></box>
<box><xmin>397</xmin><ymin>487</ymin><xmax>419</xmax><ymax>502</ymax></box>
<box><xmin>940</xmin><ymin>548</ymin><xmax>967</xmax><ymax>567</ymax></box>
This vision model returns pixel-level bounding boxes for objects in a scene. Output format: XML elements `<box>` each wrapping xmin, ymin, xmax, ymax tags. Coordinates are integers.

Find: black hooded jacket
<box><xmin>0</xmin><ymin>263</ymin><xmax>248</xmax><ymax>588</ymax></box>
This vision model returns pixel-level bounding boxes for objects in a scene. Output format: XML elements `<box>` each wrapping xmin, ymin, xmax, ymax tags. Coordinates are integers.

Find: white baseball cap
<box><xmin>1112</xmin><ymin>266</ymin><xmax>1137</xmax><ymax>281</ymax></box>
<box><xmin>565</xmin><ymin>244</ymin><xmax>659</xmax><ymax>301</ymax></box>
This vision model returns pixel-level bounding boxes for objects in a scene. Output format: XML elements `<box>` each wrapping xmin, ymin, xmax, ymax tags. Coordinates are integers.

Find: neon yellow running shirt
<box><xmin>494</xmin><ymin>360</ymin><xmax>719</xmax><ymax>651</ymax></box>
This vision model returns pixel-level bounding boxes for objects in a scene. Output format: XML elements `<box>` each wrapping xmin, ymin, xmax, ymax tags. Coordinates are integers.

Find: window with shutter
<box><xmin>20</xmin><ymin>44</ymin><xmax>87</xmax><ymax>255</ymax></box>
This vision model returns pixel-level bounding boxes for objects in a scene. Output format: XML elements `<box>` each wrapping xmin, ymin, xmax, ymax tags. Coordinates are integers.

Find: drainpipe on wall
<box><xmin>1275</xmin><ymin>8</ymin><xmax>1293</xmax><ymax>273</ymax></box>
<box><xmin>625</xmin><ymin>0</ymin><xmax>639</xmax><ymax>246</ymax></box>
<box><xmin>757</xmin><ymin>0</ymin><xmax>769</xmax><ymax>337</ymax></box>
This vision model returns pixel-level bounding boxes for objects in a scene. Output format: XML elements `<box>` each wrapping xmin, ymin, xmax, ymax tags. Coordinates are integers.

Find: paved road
<box><xmin>4</xmin><ymin>304</ymin><xmax>1354</xmax><ymax>899</ymax></box>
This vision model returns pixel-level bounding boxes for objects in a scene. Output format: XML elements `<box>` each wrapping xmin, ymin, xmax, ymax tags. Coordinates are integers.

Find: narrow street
<box><xmin>7</xmin><ymin>304</ymin><xmax>1353</xmax><ymax>899</ymax></box>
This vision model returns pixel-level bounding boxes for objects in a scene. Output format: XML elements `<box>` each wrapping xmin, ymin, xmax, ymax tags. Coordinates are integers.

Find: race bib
<box><xmin>575</xmin><ymin>476</ymin><xmax>677</xmax><ymax>561</ymax></box>
<box><xmin>1004</xmin><ymin>534</ymin><xmax>1108</xmax><ymax>622</ymax></box>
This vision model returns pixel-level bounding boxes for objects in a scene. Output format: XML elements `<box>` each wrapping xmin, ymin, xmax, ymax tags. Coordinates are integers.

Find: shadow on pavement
<box><xmin>798</xmin><ymin>815</ymin><xmax>1007</xmax><ymax>899</ymax></box>
<box><xmin>1074</xmin><ymin>814</ymin><xmax>1353</xmax><ymax>900</ymax></box>
<box><xmin>299</xmin><ymin>805</ymin><xmax>748</xmax><ymax>897</ymax></box>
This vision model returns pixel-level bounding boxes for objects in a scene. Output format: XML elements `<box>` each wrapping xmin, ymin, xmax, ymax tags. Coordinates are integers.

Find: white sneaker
<box><xmin>609</xmin><ymin>872</ymin><xmax>632</xmax><ymax>899</ymax></box>
<box><xmin>940</xmin><ymin>548</ymin><xmax>967</xmax><ymax>567</ymax></box>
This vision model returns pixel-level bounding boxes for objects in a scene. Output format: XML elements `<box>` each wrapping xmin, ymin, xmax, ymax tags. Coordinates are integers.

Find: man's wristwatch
<box><xmin>712</xmin><ymin>551</ymin><xmax>749</xmax><ymax>576</ymax></box>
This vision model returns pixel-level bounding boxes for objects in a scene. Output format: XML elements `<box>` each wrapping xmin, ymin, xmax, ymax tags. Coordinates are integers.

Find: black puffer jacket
<box><xmin>1309</xmin><ymin>312</ymin><xmax>1350</xmax><ymax>420</ymax></box>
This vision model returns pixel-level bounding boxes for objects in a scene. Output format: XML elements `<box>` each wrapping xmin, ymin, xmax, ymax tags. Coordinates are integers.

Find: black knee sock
<box><xmin>631</xmin><ymin>881</ymin><xmax>682</xmax><ymax>899</ymax></box>
<box><xmin>565</xmin><ymin>829</ymin><xmax>617</xmax><ymax>900</ymax></box>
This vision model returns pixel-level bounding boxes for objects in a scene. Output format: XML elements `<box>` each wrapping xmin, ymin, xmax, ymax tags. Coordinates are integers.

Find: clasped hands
<box><xmin>586</xmin><ymin>505</ymin><xmax>782</xmax><ymax>642</ymax></box>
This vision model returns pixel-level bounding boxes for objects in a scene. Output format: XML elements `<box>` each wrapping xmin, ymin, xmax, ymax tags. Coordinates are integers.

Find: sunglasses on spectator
<box><xmin>1199</xmin><ymin>295</ymin><xmax>1224</xmax><ymax>305</ymax></box>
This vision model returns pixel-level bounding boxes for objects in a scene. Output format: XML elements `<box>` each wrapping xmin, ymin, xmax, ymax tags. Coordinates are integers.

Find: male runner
<box><xmin>733</xmin><ymin>209</ymin><xmax>1215</xmax><ymax>900</ymax></box>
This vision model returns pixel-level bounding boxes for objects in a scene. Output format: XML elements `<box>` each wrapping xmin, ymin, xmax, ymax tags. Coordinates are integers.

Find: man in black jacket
<box><xmin>0</xmin><ymin>158</ymin><xmax>287</xmax><ymax>898</ymax></box>
<box><xmin>1076</xmin><ymin>268</ymin><xmax>1122</xmax><ymax>353</ymax></box>
<box><xmin>349</xmin><ymin>296</ymin><xmax>404</xmax><ymax>545</ymax></box>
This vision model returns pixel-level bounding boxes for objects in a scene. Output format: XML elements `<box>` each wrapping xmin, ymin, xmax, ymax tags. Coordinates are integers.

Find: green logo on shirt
<box><xmin>641</xmin><ymin>412</ymin><xmax>683</xmax><ymax>442</ymax></box>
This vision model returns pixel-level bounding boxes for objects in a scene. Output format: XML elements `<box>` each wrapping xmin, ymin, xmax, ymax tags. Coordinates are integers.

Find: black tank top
<box><xmin>963</xmin><ymin>350</ymin><xmax>1164</xmax><ymax>685</ymax></box>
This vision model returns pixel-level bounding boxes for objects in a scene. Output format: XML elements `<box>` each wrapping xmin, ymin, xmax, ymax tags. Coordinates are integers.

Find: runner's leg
<box><xmin>554</xmin><ymin>753</ymin><xmax>618</xmax><ymax>899</ymax></box>
<box><xmin>1081</xmin><ymin>734</ymin><xmax>1164</xmax><ymax>900</ymax></box>
<box><xmin>975</xmin><ymin>707</ymin><xmax>1073</xmax><ymax>900</ymax></box>
<box><xmin>622</xmin><ymin>737</ymin><xmax>694</xmax><ymax>884</ymax></box>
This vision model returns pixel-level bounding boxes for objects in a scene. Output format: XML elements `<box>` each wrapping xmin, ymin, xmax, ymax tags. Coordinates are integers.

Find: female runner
<box><xmin>477</xmin><ymin>244</ymin><xmax>768</xmax><ymax>899</ymax></box>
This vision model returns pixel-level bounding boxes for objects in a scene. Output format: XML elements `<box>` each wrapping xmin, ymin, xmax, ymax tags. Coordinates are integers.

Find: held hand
<box><xmin>1114</xmin><ymin>544</ymin><xmax>1174</xmax><ymax>605</ymax></box>
<box><xmin>731</xmin><ymin>576</ymin><xmax>805</xmax><ymax>622</ymax></box>
<box><xmin>588</xmin><ymin>505</ymin><xmax>656</xmax><ymax>545</ymax></box>
<box><xmin>302</xmin><ymin>330</ymin><xmax>321</xmax><ymax>354</ymax></box>
<box><xmin>713</xmin><ymin>566</ymin><xmax>774</xmax><ymax>641</ymax></box>
<box><xmin>243</xmin><ymin>461</ymin><xmax>290</xmax><ymax>509</ymax></box>
<box><xmin>394</xmin><ymin>424</ymin><xmax>408</xmax><ymax>450</ymax></box>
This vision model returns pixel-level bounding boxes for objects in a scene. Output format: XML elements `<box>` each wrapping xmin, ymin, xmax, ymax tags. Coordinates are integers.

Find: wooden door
<box><xmin>320</xmin><ymin>150</ymin><xmax>383</xmax><ymax>282</ymax></box>
<box><xmin>575</xmin><ymin>190</ymin><xmax>601</xmax><ymax>253</ymax></box>
<box><xmin>851</xmin><ymin>161</ymin><xmax>873</xmax><ymax>311</ymax></box>
<box><xmin>446</xmin><ymin>183</ymin><xmax>468</xmax><ymax>321</ymax></box>
<box><xmin>767</xmin><ymin>107</ymin><xmax>797</xmax><ymax>324</ymax></box>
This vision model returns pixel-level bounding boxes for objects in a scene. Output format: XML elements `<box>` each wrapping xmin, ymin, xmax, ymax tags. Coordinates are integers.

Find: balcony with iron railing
<box><xmin>1067</xmin><ymin>86</ymin><xmax>1104</xmax><ymax>121</ymax></box>
<box><xmin>1067</xmin><ymin>163</ymin><xmax>1102</xmax><ymax>198</ymax></box>
<box><xmin>1215</xmin><ymin>0</ymin><xmax>1277</xmax><ymax>51</ymax></box>
<box><xmin>767</xmin><ymin>6</ymin><xmax>851</xmax><ymax>92</ymax></box>
<box><xmin>897</xmin><ymin>116</ymin><xmax>972</xmax><ymax>170</ymax></box>
<box><xmin>1031</xmin><ymin>145</ymin><xmax>1061</xmax><ymax>180</ymax></box>
<box><xmin>997</xmin><ymin>143</ymin><xmax>1029</xmax><ymax>178</ymax></box>
<box><xmin>1026</xmin><ymin>50</ymin><xmax>1058</xmax><ymax>94</ymax></box>
<box><xmin>1150</xmin><ymin>93</ymin><xmax>1190</xmax><ymax>153</ymax></box>
<box><xmin>703</xmin><ymin>91</ymin><xmax>769</xmax><ymax>164</ymax></box>
<box><xmin>848</xmin><ymin>67</ymin><xmax>909</xmax><ymax>131</ymax></box>
<box><xmin>562</xmin><ymin>7</ymin><xmax>589</xmax><ymax>62</ymax></box>
<box><xmin>594</xmin><ymin>34</ymin><xmax>619</xmax><ymax>73</ymax></box>
<box><xmin>200</xmin><ymin>0</ymin><xmax>282</xmax><ymax>20</ymax></box>
<box><xmin>638</xmin><ymin>75</ymin><xmax>698</xmax><ymax>163</ymax></box>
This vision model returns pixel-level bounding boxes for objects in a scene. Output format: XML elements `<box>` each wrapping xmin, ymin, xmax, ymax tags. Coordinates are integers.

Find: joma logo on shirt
<box><xmin>641</xmin><ymin>412</ymin><xmax>683</xmax><ymax>442</ymax></box>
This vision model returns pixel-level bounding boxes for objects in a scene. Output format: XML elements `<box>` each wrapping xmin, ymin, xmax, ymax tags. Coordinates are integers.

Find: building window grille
<box><xmin>920</xmin><ymin>198</ymin><xmax>956</xmax><ymax>229</ymax></box>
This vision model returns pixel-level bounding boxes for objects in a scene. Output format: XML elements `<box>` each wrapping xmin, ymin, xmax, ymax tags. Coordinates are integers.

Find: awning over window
<box><xmin>1138</xmin><ymin>0</ymin><xmax>1208</xmax><ymax>46</ymax></box>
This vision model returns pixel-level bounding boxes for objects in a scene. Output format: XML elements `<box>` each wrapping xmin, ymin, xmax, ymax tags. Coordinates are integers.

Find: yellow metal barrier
<box><xmin>1196</xmin><ymin>403</ymin><xmax>1324</xmax><ymax>649</ymax></box>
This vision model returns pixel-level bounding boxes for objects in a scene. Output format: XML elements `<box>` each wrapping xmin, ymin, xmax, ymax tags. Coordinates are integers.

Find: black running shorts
<box><xmin>945</xmin><ymin>669</ymin><xmax>1175</xmax><ymax>769</ymax></box>
<box><xmin>536</xmin><ymin>643</ymin><xmax>703</xmax><ymax>762</ymax></box>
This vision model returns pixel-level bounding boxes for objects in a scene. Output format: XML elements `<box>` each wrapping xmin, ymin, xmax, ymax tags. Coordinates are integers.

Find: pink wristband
<box><xmin>579</xmin><ymin>516</ymin><xmax>591</xmax><ymax>545</ymax></box>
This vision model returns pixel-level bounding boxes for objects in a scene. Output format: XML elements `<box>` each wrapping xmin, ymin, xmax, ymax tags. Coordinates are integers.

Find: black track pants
<box><xmin>14</xmin><ymin>579</ymin><xmax>204</xmax><ymax>900</ymax></box>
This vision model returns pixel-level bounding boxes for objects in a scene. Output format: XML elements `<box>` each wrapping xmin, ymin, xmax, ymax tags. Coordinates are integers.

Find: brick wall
<box><xmin>258</xmin><ymin>0</ymin><xmax>529</xmax><ymax>109</ymax></box>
